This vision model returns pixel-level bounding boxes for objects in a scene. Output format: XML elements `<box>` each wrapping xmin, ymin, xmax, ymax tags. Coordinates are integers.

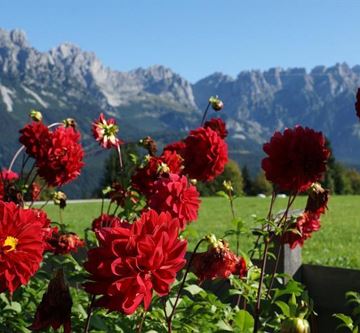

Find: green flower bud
<box><xmin>280</xmin><ymin>318</ymin><xmax>310</xmax><ymax>333</ymax></box>
<box><xmin>29</xmin><ymin>109</ymin><xmax>43</xmax><ymax>122</ymax></box>
<box><xmin>209</xmin><ymin>96</ymin><xmax>224</xmax><ymax>111</ymax></box>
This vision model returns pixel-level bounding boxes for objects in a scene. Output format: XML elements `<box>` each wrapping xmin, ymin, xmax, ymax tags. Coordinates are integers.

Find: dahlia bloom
<box><xmin>92</xmin><ymin>214</ymin><xmax>122</xmax><ymax>232</ymax></box>
<box><xmin>29</xmin><ymin>270</ymin><xmax>72</xmax><ymax>333</ymax></box>
<box><xmin>148</xmin><ymin>174</ymin><xmax>201</xmax><ymax>230</ymax></box>
<box><xmin>47</xmin><ymin>231</ymin><xmax>85</xmax><ymax>255</ymax></box>
<box><xmin>356</xmin><ymin>88</ymin><xmax>360</xmax><ymax>119</ymax></box>
<box><xmin>191</xmin><ymin>240</ymin><xmax>247</xmax><ymax>282</ymax></box>
<box><xmin>282</xmin><ymin>212</ymin><xmax>321</xmax><ymax>249</ymax></box>
<box><xmin>132</xmin><ymin>150</ymin><xmax>183</xmax><ymax>196</ymax></box>
<box><xmin>262</xmin><ymin>126</ymin><xmax>330</xmax><ymax>193</ymax></box>
<box><xmin>36</xmin><ymin>126</ymin><xmax>84</xmax><ymax>187</ymax></box>
<box><xmin>0</xmin><ymin>201</ymin><xmax>45</xmax><ymax>293</ymax></box>
<box><xmin>84</xmin><ymin>210</ymin><xmax>187</xmax><ymax>314</ymax></box>
<box><xmin>92</xmin><ymin>113</ymin><xmax>121</xmax><ymax>149</ymax></box>
<box><xmin>204</xmin><ymin>118</ymin><xmax>228</xmax><ymax>139</ymax></box>
<box><xmin>0</xmin><ymin>169</ymin><xmax>19</xmax><ymax>201</ymax></box>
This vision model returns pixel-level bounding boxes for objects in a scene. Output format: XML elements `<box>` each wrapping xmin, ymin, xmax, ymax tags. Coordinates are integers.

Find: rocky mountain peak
<box><xmin>0</xmin><ymin>28</ymin><xmax>28</xmax><ymax>48</ymax></box>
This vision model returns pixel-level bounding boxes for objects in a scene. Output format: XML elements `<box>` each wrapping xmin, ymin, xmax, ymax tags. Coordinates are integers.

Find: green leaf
<box><xmin>275</xmin><ymin>301</ymin><xmax>290</xmax><ymax>317</ymax></box>
<box><xmin>216</xmin><ymin>320</ymin><xmax>233</xmax><ymax>331</ymax></box>
<box><xmin>233</xmin><ymin>310</ymin><xmax>254</xmax><ymax>333</ymax></box>
<box><xmin>333</xmin><ymin>313</ymin><xmax>354</xmax><ymax>329</ymax></box>
<box><xmin>4</xmin><ymin>301</ymin><xmax>21</xmax><ymax>313</ymax></box>
<box><xmin>216</xmin><ymin>191</ymin><xmax>229</xmax><ymax>199</ymax></box>
<box><xmin>184</xmin><ymin>284</ymin><xmax>204</xmax><ymax>295</ymax></box>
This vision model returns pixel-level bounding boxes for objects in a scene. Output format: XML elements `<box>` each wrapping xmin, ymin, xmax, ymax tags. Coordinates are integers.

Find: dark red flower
<box><xmin>182</xmin><ymin>127</ymin><xmax>228</xmax><ymax>181</ymax></box>
<box><xmin>282</xmin><ymin>212</ymin><xmax>321</xmax><ymax>249</ymax></box>
<box><xmin>19</xmin><ymin>121</ymin><xmax>51</xmax><ymax>159</ymax></box>
<box><xmin>148</xmin><ymin>174</ymin><xmax>201</xmax><ymax>230</ymax></box>
<box><xmin>0</xmin><ymin>169</ymin><xmax>19</xmax><ymax>201</ymax></box>
<box><xmin>92</xmin><ymin>214</ymin><xmax>122</xmax><ymax>232</ymax></box>
<box><xmin>262</xmin><ymin>126</ymin><xmax>330</xmax><ymax>193</ymax></box>
<box><xmin>191</xmin><ymin>240</ymin><xmax>247</xmax><ymax>282</ymax></box>
<box><xmin>204</xmin><ymin>118</ymin><xmax>228</xmax><ymax>139</ymax></box>
<box><xmin>92</xmin><ymin>113</ymin><xmax>122</xmax><ymax>149</ymax></box>
<box><xmin>29</xmin><ymin>270</ymin><xmax>72</xmax><ymax>333</ymax></box>
<box><xmin>47</xmin><ymin>231</ymin><xmax>85</xmax><ymax>255</ymax></box>
<box><xmin>305</xmin><ymin>183</ymin><xmax>329</xmax><ymax>215</ymax></box>
<box><xmin>355</xmin><ymin>88</ymin><xmax>360</xmax><ymax>119</ymax></box>
<box><xmin>132</xmin><ymin>151</ymin><xmax>183</xmax><ymax>196</ymax></box>
<box><xmin>0</xmin><ymin>201</ymin><xmax>45</xmax><ymax>294</ymax></box>
<box><xmin>84</xmin><ymin>210</ymin><xmax>187</xmax><ymax>314</ymax></box>
<box><xmin>37</xmin><ymin>126</ymin><xmax>84</xmax><ymax>187</ymax></box>
<box><xmin>164</xmin><ymin>140</ymin><xmax>186</xmax><ymax>156</ymax></box>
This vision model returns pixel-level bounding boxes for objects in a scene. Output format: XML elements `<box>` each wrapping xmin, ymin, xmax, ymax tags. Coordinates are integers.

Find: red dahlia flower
<box><xmin>148</xmin><ymin>174</ymin><xmax>201</xmax><ymax>230</ymax></box>
<box><xmin>191</xmin><ymin>240</ymin><xmax>247</xmax><ymax>282</ymax></box>
<box><xmin>0</xmin><ymin>201</ymin><xmax>45</xmax><ymax>293</ymax></box>
<box><xmin>0</xmin><ymin>169</ymin><xmax>19</xmax><ymax>201</ymax></box>
<box><xmin>92</xmin><ymin>113</ymin><xmax>122</xmax><ymax>149</ymax></box>
<box><xmin>84</xmin><ymin>210</ymin><xmax>187</xmax><ymax>314</ymax></box>
<box><xmin>356</xmin><ymin>88</ymin><xmax>360</xmax><ymax>119</ymax></box>
<box><xmin>262</xmin><ymin>126</ymin><xmax>330</xmax><ymax>193</ymax></box>
<box><xmin>47</xmin><ymin>230</ymin><xmax>85</xmax><ymax>255</ymax></box>
<box><xmin>204</xmin><ymin>118</ymin><xmax>228</xmax><ymax>139</ymax></box>
<box><xmin>182</xmin><ymin>126</ymin><xmax>228</xmax><ymax>182</ymax></box>
<box><xmin>132</xmin><ymin>150</ymin><xmax>183</xmax><ymax>196</ymax></box>
<box><xmin>19</xmin><ymin>121</ymin><xmax>51</xmax><ymax>159</ymax></box>
<box><xmin>282</xmin><ymin>212</ymin><xmax>321</xmax><ymax>249</ymax></box>
<box><xmin>29</xmin><ymin>270</ymin><xmax>72</xmax><ymax>333</ymax></box>
<box><xmin>37</xmin><ymin>126</ymin><xmax>84</xmax><ymax>187</ymax></box>
<box><xmin>92</xmin><ymin>214</ymin><xmax>122</xmax><ymax>232</ymax></box>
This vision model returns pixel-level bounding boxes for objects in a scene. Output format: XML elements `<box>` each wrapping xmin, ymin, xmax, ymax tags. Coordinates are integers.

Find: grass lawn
<box><xmin>41</xmin><ymin>195</ymin><xmax>360</xmax><ymax>269</ymax></box>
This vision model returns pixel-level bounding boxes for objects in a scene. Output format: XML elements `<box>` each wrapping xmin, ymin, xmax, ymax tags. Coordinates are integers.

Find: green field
<box><xmin>42</xmin><ymin>196</ymin><xmax>360</xmax><ymax>269</ymax></box>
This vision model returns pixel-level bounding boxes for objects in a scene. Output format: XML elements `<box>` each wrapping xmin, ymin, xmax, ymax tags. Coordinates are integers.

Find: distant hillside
<box><xmin>0</xmin><ymin>28</ymin><xmax>359</xmax><ymax>197</ymax></box>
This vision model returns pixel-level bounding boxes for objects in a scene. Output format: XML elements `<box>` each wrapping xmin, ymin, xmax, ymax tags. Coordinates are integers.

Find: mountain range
<box><xmin>0</xmin><ymin>28</ymin><xmax>359</xmax><ymax>197</ymax></box>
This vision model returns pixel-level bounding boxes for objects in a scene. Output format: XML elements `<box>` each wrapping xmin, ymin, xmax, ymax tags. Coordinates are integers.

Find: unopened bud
<box><xmin>209</xmin><ymin>96</ymin><xmax>224</xmax><ymax>111</ymax></box>
<box><xmin>223</xmin><ymin>180</ymin><xmax>233</xmax><ymax>192</ymax></box>
<box><xmin>190</xmin><ymin>179</ymin><xmax>197</xmax><ymax>186</ymax></box>
<box><xmin>63</xmin><ymin>118</ymin><xmax>77</xmax><ymax>129</ymax></box>
<box><xmin>53</xmin><ymin>191</ymin><xmax>67</xmax><ymax>209</ymax></box>
<box><xmin>30</xmin><ymin>109</ymin><xmax>43</xmax><ymax>122</ymax></box>
<box><xmin>280</xmin><ymin>318</ymin><xmax>310</xmax><ymax>333</ymax></box>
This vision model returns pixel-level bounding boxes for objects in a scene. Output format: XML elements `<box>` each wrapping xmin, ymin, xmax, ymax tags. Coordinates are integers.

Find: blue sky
<box><xmin>1</xmin><ymin>0</ymin><xmax>359</xmax><ymax>82</ymax></box>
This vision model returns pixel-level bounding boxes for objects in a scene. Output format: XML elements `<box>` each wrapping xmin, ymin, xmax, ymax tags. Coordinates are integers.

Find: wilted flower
<box><xmin>148</xmin><ymin>174</ymin><xmax>201</xmax><ymax>230</ymax></box>
<box><xmin>29</xmin><ymin>270</ymin><xmax>72</xmax><ymax>333</ymax></box>
<box><xmin>305</xmin><ymin>183</ymin><xmax>329</xmax><ymax>215</ymax></box>
<box><xmin>191</xmin><ymin>240</ymin><xmax>247</xmax><ymax>282</ymax></box>
<box><xmin>139</xmin><ymin>136</ymin><xmax>157</xmax><ymax>156</ymax></box>
<box><xmin>84</xmin><ymin>210</ymin><xmax>187</xmax><ymax>314</ymax></box>
<box><xmin>30</xmin><ymin>183</ymin><xmax>41</xmax><ymax>201</ymax></box>
<box><xmin>262</xmin><ymin>126</ymin><xmax>330</xmax><ymax>193</ymax></box>
<box><xmin>47</xmin><ymin>231</ymin><xmax>85</xmax><ymax>255</ymax></box>
<box><xmin>0</xmin><ymin>169</ymin><xmax>19</xmax><ymax>201</ymax></box>
<box><xmin>0</xmin><ymin>201</ymin><xmax>45</xmax><ymax>294</ymax></box>
<box><xmin>92</xmin><ymin>113</ymin><xmax>121</xmax><ymax>149</ymax></box>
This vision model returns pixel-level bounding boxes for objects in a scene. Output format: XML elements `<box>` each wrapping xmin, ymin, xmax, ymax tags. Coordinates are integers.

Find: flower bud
<box><xmin>139</xmin><ymin>136</ymin><xmax>157</xmax><ymax>156</ymax></box>
<box><xmin>280</xmin><ymin>318</ymin><xmax>310</xmax><ymax>333</ymax></box>
<box><xmin>209</xmin><ymin>96</ymin><xmax>224</xmax><ymax>111</ymax></box>
<box><xmin>53</xmin><ymin>191</ymin><xmax>67</xmax><ymax>209</ymax></box>
<box><xmin>223</xmin><ymin>180</ymin><xmax>233</xmax><ymax>192</ymax></box>
<box><xmin>29</xmin><ymin>109</ymin><xmax>43</xmax><ymax>122</ymax></box>
<box><xmin>63</xmin><ymin>118</ymin><xmax>77</xmax><ymax>129</ymax></box>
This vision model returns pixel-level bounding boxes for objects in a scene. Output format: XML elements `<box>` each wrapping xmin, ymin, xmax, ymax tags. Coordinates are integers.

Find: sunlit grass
<box><xmin>42</xmin><ymin>195</ymin><xmax>360</xmax><ymax>269</ymax></box>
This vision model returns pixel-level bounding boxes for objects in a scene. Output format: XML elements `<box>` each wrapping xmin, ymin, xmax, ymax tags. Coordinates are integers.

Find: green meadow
<box><xmin>42</xmin><ymin>196</ymin><xmax>360</xmax><ymax>269</ymax></box>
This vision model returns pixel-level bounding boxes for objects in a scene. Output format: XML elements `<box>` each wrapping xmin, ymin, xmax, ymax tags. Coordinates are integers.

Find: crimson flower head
<box><xmin>204</xmin><ymin>118</ymin><xmax>228</xmax><ymax>139</ymax></box>
<box><xmin>91</xmin><ymin>214</ymin><xmax>122</xmax><ymax>232</ymax></box>
<box><xmin>356</xmin><ymin>88</ymin><xmax>360</xmax><ymax>119</ymax></box>
<box><xmin>29</xmin><ymin>270</ymin><xmax>72</xmax><ymax>333</ymax></box>
<box><xmin>84</xmin><ymin>210</ymin><xmax>187</xmax><ymax>314</ymax></box>
<box><xmin>132</xmin><ymin>150</ymin><xmax>183</xmax><ymax>196</ymax></box>
<box><xmin>262</xmin><ymin>126</ymin><xmax>330</xmax><ymax>193</ymax></box>
<box><xmin>148</xmin><ymin>174</ymin><xmax>201</xmax><ymax>230</ymax></box>
<box><xmin>0</xmin><ymin>201</ymin><xmax>45</xmax><ymax>294</ymax></box>
<box><xmin>191</xmin><ymin>240</ymin><xmax>247</xmax><ymax>282</ymax></box>
<box><xmin>182</xmin><ymin>126</ymin><xmax>228</xmax><ymax>182</ymax></box>
<box><xmin>92</xmin><ymin>113</ymin><xmax>122</xmax><ymax>149</ymax></box>
<box><xmin>282</xmin><ymin>212</ymin><xmax>321</xmax><ymax>249</ymax></box>
<box><xmin>47</xmin><ymin>230</ymin><xmax>85</xmax><ymax>255</ymax></box>
<box><xmin>37</xmin><ymin>126</ymin><xmax>85</xmax><ymax>187</ymax></box>
<box><xmin>0</xmin><ymin>169</ymin><xmax>19</xmax><ymax>201</ymax></box>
